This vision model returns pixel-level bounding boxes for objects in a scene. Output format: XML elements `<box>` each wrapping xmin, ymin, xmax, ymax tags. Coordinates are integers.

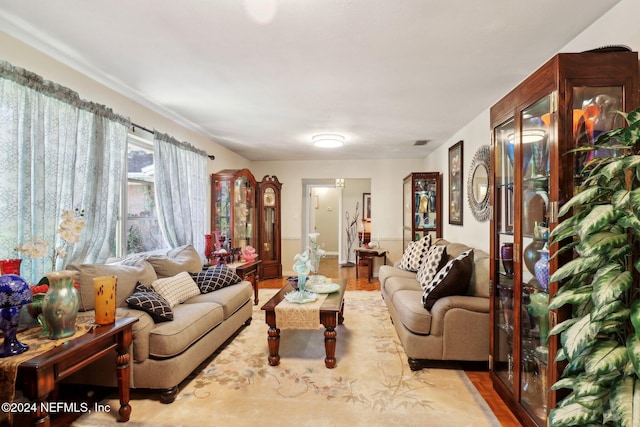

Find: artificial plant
<box><xmin>547</xmin><ymin>107</ymin><xmax>640</xmax><ymax>426</ymax></box>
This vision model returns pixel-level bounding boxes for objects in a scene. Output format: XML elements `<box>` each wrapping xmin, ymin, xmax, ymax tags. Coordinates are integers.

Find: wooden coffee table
<box><xmin>261</xmin><ymin>279</ymin><xmax>346</xmax><ymax>368</ymax></box>
<box><xmin>16</xmin><ymin>317</ymin><xmax>138</xmax><ymax>426</ymax></box>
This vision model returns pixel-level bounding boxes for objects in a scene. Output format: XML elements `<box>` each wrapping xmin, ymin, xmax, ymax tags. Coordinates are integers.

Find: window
<box><xmin>125</xmin><ymin>132</ymin><xmax>167</xmax><ymax>255</ymax></box>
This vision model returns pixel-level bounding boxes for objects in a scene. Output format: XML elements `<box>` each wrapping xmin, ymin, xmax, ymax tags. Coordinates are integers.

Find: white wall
<box><xmin>251</xmin><ymin>159</ymin><xmax>423</xmax><ymax>271</ymax></box>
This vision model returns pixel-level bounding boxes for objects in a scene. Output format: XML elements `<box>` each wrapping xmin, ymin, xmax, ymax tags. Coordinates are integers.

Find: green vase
<box><xmin>42</xmin><ymin>270</ymin><xmax>80</xmax><ymax>339</ymax></box>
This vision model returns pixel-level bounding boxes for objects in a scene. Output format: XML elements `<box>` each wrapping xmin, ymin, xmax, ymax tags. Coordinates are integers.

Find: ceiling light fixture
<box><xmin>312</xmin><ymin>133</ymin><xmax>345</xmax><ymax>148</ymax></box>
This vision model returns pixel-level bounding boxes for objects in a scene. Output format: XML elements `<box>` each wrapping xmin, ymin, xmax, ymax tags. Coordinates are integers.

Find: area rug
<box><xmin>73</xmin><ymin>289</ymin><xmax>499</xmax><ymax>427</ymax></box>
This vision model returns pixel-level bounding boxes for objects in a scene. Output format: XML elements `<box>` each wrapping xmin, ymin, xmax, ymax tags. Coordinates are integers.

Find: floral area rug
<box><xmin>73</xmin><ymin>289</ymin><xmax>499</xmax><ymax>427</ymax></box>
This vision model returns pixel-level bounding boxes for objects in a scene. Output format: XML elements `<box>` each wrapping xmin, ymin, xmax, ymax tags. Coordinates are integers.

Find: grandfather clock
<box><xmin>257</xmin><ymin>175</ymin><xmax>282</xmax><ymax>278</ymax></box>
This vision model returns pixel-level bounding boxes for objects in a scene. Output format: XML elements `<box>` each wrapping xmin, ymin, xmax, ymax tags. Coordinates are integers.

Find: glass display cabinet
<box><xmin>489</xmin><ymin>50</ymin><xmax>638</xmax><ymax>426</ymax></box>
<box><xmin>257</xmin><ymin>175</ymin><xmax>282</xmax><ymax>279</ymax></box>
<box><xmin>403</xmin><ymin>172</ymin><xmax>442</xmax><ymax>250</ymax></box>
<box><xmin>211</xmin><ymin>169</ymin><xmax>258</xmax><ymax>252</ymax></box>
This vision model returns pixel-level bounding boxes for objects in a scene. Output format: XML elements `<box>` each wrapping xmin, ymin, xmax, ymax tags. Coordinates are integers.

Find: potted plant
<box><xmin>547</xmin><ymin>107</ymin><xmax>640</xmax><ymax>426</ymax></box>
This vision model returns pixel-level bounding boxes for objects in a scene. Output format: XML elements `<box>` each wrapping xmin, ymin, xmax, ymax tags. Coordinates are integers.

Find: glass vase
<box><xmin>42</xmin><ymin>270</ymin><xmax>80</xmax><ymax>339</ymax></box>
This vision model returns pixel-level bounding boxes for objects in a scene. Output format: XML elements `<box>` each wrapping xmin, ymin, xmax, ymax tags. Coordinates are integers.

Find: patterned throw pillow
<box><xmin>125</xmin><ymin>283</ymin><xmax>174</xmax><ymax>322</ymax></box>
<box><xmin>416</xmin><ymin>245</ymin><xmax>448</xmax><ymax>289</ymax></box>
<box><xmin>422</xmin><ymin>249</ymin><xmax>474</xmax><ymax>310</ymax></box>
<box><xmin>191</xmin><ymin>264</ymin><xmax>242</xmax><ymax>293</ymax></box>
<box><xmin>151</xmin><ymin>271</ymin><xmax>201</xmax><ymax>308</ymax></box>
<box><xmin>398</xmin><ymin>235</ymin><xmax>432</xmax><ymax>272</ymax></box>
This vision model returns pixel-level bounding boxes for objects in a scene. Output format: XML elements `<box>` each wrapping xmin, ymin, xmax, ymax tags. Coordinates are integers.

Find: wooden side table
<box><xmin>228</xmin><ymin>259</ymin><xmax>262</xmax><ymax>305</ymax></box>
<box><xmin>355</xmin><ymin>248</ymin><xmax>387</xmax><ymax>282</ymax></box>
<box><xmin>16</xmin><ymin>317</ymin><xmax>138</xmax><ymax>426</ymax></box>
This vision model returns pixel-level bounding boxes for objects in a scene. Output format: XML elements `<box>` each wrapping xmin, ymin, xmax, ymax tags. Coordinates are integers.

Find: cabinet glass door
<box><xmin>233</xmin><ymin>176</ymin><xmax>254</xmax><ymax>248</ymax></box>
<box><xmin>520</xmin><ymin>96</ymin><xmax>551</xmax><ymax>422</ymax></box>
<box><xmin>214</xmin><ymin>178</ymin><xmax>231</xmax><ymax>244</ymax></box>
<box><xmin>494</xmin><ymin>117</ymin><xmax>516</xmax><ymax>392</ymax></box>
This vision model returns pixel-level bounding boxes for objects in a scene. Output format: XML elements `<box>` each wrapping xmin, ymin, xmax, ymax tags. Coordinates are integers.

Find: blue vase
<box><xmin>534</xmin><ymin>250</ymin><xmax>550</xmax><ymax>291</ymax></box>
<box><xmin>0</xmin><ymin>274</ymin><xmax>32</xmax><ymax>357</ymax></box>
<box><xmin>42</xmin><ymin>270</ymin><xmax>80</xmax><ymax>339</ymax></box>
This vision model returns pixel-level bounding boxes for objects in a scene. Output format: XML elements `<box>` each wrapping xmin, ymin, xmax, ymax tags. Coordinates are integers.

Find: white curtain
<box><xmin>154</xmin><ymin>131</ymin><xmax>207</xmax><ymax>255</ymax></box>
<box><xmin>0</xmin><ymin>61</ymin><xmax>129</xmax><ymax>283</ymax></box>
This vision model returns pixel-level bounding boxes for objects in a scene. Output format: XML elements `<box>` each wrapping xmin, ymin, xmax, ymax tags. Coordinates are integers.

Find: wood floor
<box><xmin>45</xmin><ymin>258</ymin><xmax>522</xmax><ymax>426</ymax></box>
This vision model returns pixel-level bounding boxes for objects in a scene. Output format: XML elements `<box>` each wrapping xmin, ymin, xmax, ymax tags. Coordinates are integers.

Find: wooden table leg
<box><xmin>321</xmin><ymin>313</ymin><xmax>338</xmax><ymax>368</ymax></box>
<box><xmin>267</xmin><ymin>326</ymin><xmax>281</xmax><ymax>366</ymax></box>
<box><xmin>116</xmin><ymin>327</ymin><xmax>133</xmax><ymax>422</ymax></box>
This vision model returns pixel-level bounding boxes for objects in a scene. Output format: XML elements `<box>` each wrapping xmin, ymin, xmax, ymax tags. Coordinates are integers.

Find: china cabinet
<box><xmin>257</xmin><ymin>175</ymin><xmax>283</xmax><ymax>279</ymax></box>
<box><xmin>403</xmin><ymin>172</ymin><xmax>442</xmax><ymax>250</ymax></box>
<box><xmin>489</xmin><ymin>50</ymin><xmax>638</xmax><ymax>426</ymax></box>
<box><xmin>211</xmin><ymin>169</ymin><xmax>258</xmax><ymax>251</ymax></box>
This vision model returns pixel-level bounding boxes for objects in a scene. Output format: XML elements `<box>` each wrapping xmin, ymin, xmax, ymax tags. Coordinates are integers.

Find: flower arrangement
<box><xmin>15</xmin><ymin>208</ymin><xmax>85</xmax><ymax>271</ymax></box>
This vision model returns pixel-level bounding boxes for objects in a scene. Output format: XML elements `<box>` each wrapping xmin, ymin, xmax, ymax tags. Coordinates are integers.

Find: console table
<box><xmin>16</xmin><ymin>317</ymin><xmax>138</xmax><ymax>426</ymax></box>
<box><xmin>355</xmin><ymin>248</ymin><xmax>387</xmax><ymax>282</ymax></box>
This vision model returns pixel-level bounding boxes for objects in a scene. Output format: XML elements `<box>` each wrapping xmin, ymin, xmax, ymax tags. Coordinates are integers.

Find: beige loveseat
<box><xmin>65</xmin><ymin>245</ymin><xmax>253</xmax><ymax>403</ymax></box>
<box><xmin>379</xmin><ymin>238</ymin><xmax>490</xmax><ymax>370</ymax></box>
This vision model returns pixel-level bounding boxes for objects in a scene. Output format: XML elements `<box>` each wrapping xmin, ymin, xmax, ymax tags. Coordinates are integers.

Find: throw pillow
<box><xmin>191</xmin><ymin>265</ymin><xmax>242</xmax><ymax>293</ymax></box>
<box><xmin>151</xmin><ymin>271</ymin><xmax>201</xmax><ymax>308</ymax></box>
<box><xmin>146</xmin><ymin>245</ymin><xmax>203</xmax><ymax>279</ymax></box>
<box><xmin>125</xmin><ymin>283</ymin><xmax>174</xmax><ymax>322</ymax></box>
<box><xmin>422</xmin><ymin>249</ymin><xmax>474</xmax><ymax>310</ymax></box>
<box><xmin>416</xmin><ymin>244</ymin><xmax>448</xmax><ymax>289</ymax></box>
<box><xmin>398</xmin><ymin>235</ymin><xmax>432</xmax><ymax>272</ymax></box>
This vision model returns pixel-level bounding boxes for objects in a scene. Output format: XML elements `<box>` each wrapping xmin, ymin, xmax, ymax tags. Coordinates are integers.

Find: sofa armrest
<box><xmin>429</xmin><ymin>295</ymin><xmax>489</xmax><ymax>336</ymax></box>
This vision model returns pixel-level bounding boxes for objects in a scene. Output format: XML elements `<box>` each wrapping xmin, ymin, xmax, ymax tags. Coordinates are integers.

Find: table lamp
<box><xmin>0</xmin><ymin>274</ymin><xmax>32</xmax><ymax>357</ymax></box>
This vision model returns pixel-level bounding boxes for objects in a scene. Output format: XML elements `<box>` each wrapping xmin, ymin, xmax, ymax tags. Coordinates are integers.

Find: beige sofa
<box><xmin>66</xmin><ymin>245</ymin><xmax>253</xmax><ymax>403</ymax></box>
<box><xmin>379</xmin><ymin>238</ymin><xmax>490</xmax><ymax>370</ymax></box>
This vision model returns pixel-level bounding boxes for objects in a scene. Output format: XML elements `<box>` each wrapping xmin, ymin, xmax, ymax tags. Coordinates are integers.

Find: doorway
<box><xmin>302</xmin><ymin>178</ymin><xmax>371</xmax><ymax>265</ymax></box>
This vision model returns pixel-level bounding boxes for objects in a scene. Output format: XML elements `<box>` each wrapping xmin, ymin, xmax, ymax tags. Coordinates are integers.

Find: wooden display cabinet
<box><xmin>257</xmin><ymin>175</ymin><xmax>282</xmax><ymax>279</ymax></box>
<box><xmin>489</xmin><ymin>50</ymin><xmax>639</xmax><ymax>426</ymax></box>
<box><xmin>211</xmin><ymin>169</ymin><xmax>258</xmax><ymax>251</ymax></box>
<box><xmin>402</xmin><ymin>172</ymin><xmax>442</xmax><ymax>250</ymax></box>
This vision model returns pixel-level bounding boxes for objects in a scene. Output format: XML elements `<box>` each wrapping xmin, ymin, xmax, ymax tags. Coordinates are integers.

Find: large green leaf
<box><xmin>631</xmin><ymin>187</ymin><xmax>640</xmax><ymax>219</ymax></box>
<box><xmin>549</xmin><ymin>402</ymin><xmax>602</xmax><ymax>426</ymax></box>
<box><xmin>577</xmin><ymin>205</ymin><xmax>621</xmax><ymax>241</ymax></box>
<box><xmin>613</xmin><ymin>189</ymin><xmax>631</xmax><ymax>209</ymax></box>
<box><xmin>623</xmin><ymin>121</ymin><xmax>640</xmax><ymax>146</ymax></box>
<box><xmin>550</xmin><ymin>254</ymin><xmax>603</xmax><ymax>283</ymax></box>
<box><xmin>557</xmin><ymin>187</ymin><xmax>601</xmax><ymax>218</ymax></box>
<box><xmin>591</xmin><ymin>264</ymin><xmax>631</xmax><ymax>307</ymax></box>
<box><xmin>591</xmin><ymin>300</ymin><xmax>624</xmax><ymax>322</ymax></box>
<box><xmin>618</xmin><ymin>213</ymin><xmax>640</xmax><ymax>239</ymax></box>
<box><xmin>608</xmin><ymin>376</ymin><xmax>640</xmax><ymax>427</ymax></box>
<box><xmin>626</xmin><ymin>109</ymin><xmax>640</xmax><ymax>126</ymax></box>
<box><xmin>576</xmin><ymin>231</ymin><xmax>627</xmax><ymax>257</ymax></box>
<box><xmin>549</xmin><ymin>286</ymin><xmax>592</xmax><ymax>310</ymax></box>
<box><xmin>550</xmin><ymin>215</ymin><xmax>580</xmax><ymax>243</ymax></box>
<box><xmin>627</xmin><ymin>335</ymin><xmax>640</xmax><ymax>377</ymax></box>
<box><xmin>600</xmin><ymin>158</ymin><xmax>627</xmax><ymax>180</ymax></box>
<box><xmin>585</xmin><ymin>340</ymin><xmax>628</xmax><ymax>375</ymax></box>
<box><xmin>550</xmin><ymin>317</ymin><xmax>580</xmax><ymax>337</ymax></box>
<box><xmin>562</xmin><ymin>315</ymin><xmax>600</xmax><ymax>360</ymax></box>
<box><xmin>631</xmin><ymin>300</ymin><xmax>640</xmax><ymax>338</ymax></box>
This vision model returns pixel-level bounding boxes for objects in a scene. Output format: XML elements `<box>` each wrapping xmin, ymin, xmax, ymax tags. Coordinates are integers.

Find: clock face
<box><xmin>264</xmin><ymin>192</ymin><xmax>275</xmax><ymax>207</ymax></box>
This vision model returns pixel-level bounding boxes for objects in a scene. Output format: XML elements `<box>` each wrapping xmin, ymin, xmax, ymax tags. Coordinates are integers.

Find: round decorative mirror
<box><xmin>467</xmin><ymin>145</ymin><xmax>491</xmax><ymax>222</ymax></box>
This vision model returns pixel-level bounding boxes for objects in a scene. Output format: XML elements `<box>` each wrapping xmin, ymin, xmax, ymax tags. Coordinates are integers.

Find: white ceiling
<box><xmin>0</xmin><ymin>0</ymin><xmax>621</xmax><ymax>161</ymax></box>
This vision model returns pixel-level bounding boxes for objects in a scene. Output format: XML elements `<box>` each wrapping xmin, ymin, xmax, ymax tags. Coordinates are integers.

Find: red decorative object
<box><xmin>0</xmin><ymin>259</ymin><xmax>22</xmax><ymax>275</ymax></box>
<box><xmin>204</xmin><ymin>234</ymin><xmax>215</xmax><ymax>261</ymax></box>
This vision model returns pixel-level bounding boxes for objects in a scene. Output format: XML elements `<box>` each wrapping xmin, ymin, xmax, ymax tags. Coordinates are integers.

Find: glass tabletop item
<box><xmin>284</xmin><ymin>290</ymin><xmax>318</xmax><ymax>304</ymax></box>
<box><xmin>306</xmin><ymin>283</ymin><xmax>340</xmax><ymax>294</ymax></box>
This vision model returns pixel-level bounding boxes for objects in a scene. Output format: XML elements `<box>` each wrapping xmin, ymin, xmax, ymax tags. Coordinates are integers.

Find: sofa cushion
<box><xmin>416</xmin><ymin>244</ymin><xmax>447</xmax><ymax>288</ymax></box>
<box><xmin>146</xmin><ymin>245</ymin><xmax>203</xmax><ymax>279</ymax></box>
<box><xmin>186</xmin><ymin>281</ymin><xmax>253</xmax><ymax>319</ymax></box>
<box><xmin>126</xmin><ymin>283</ymin><xmax>174</xmax><ymax>322</ymax></box>
<box><xmin>422</xmin><ymin>249</ymin><xmax>474</xmax><ymax>310</ymax></box>
<box><xmin>151</xmin><ymin>271</ymin><xmax>201</xmax><ymax>308</ymax></box>
<box><xmin>148</xmin><ymin>302</ymin><xmax>224</xmax><ymax>359</ymax></box>
<box><xmin>191</xmin><ymin>264</ymin><xmax>242</xmax><ymax>293</ymax></box>
<box><xmin>393</xmin><ymin>290</ymin><xmax>432</xmax><ymax>335</ymax></box>
<box><xmin>398</xmin><ymin>235</ymin><xmax>431</xmax><ymax>272</ymax></box>
<box><xmin>69</xmin><ymin>259</ymin><xmax>158</xmax><ymax>311</ymax></box>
